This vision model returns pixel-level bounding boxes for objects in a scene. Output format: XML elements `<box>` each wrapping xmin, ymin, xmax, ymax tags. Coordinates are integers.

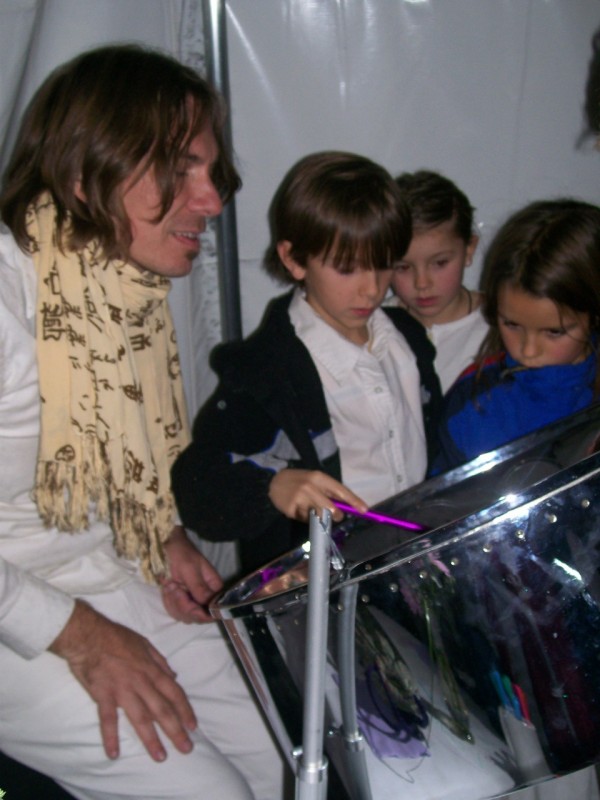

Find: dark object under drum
<box><xmin>212</xmin><ymin>405</ymin><xmax>600</xmax><ymax>800</ymax></box>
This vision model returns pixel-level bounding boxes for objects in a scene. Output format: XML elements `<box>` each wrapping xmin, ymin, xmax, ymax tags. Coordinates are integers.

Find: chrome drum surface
<box><xmin>213</xmin><ymin>406</ymin><xmax>600</xmax><ymax>799</ymax></box>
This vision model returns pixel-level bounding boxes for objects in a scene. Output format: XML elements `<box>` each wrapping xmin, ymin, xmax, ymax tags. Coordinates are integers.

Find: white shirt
<box><xmin>0</xmin><ymin>231</ymin><xmax>134</xmax><ymax>658</ymax></box>
<box><xmin>289</xmin><ymin>289</ymin><xmax>427</xmax><ymax>506</ymax></box>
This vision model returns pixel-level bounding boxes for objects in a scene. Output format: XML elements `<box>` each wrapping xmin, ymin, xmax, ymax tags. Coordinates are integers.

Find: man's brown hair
<box><xmin>0</xmin><ymin>44</ymin><xmax>241</xmax><ymax>258</ymax></box>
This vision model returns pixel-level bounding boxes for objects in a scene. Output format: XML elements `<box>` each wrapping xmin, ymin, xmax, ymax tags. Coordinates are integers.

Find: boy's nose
<box><xmin>359</xmin><ymin>269</ymin><xmax>381</xmax><ymax>299</ymax></box>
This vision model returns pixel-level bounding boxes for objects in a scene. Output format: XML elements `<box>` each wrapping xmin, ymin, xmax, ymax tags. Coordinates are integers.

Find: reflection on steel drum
<box><xmin>213</xmin><ymin>405</ymin><xmax>600</xmax><ymax>799</ymax></box>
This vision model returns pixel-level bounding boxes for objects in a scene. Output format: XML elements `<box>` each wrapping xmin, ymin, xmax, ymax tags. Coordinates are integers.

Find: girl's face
<box><xmin>391</xmin><ymin>220</ymin><xmax>478</xmax><ymax>326</ymax></box>
<box><xmin>497</xmin><ymin>284</ymin><xmax>592</xmax><ymax>368</ymax></box>
<box><xmin>277</xmin><ymin>241</ymin><xmax>393</xmax><ymax>345</ymax></box>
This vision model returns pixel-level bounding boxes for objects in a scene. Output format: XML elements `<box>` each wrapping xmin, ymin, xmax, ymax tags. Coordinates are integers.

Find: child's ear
<box><xmin>74</xmin><ymin>179</ymin><xmax>87</xmax><ymax>203</ymax></box>
<box><xmin>465</xmin><ymin>234</ymin><xmax>479</xmax><ymax>267</ymax></box>
<box><xmin>277</xmin><ymin>241</ymin><xmax>306</xmax><ymax>282</ymax></box>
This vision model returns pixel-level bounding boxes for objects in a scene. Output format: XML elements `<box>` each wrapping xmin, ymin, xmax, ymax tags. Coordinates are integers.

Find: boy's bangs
<box><xmin>326</xmin><ymin>214</ymin><xmax>405</xmax><ymax>273</ymax></box>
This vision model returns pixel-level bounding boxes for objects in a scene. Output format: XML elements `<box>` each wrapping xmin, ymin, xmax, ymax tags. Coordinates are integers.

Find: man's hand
<box><xmin>160</xmin><ymin>526</ymin><xmax>223</xmax><ymax>623</ymax></box>
<box><xmin>268</xmin><ymin>469</ymin><xmax>367</xmax><ymax>523</ymax></box>
<box><xmin>49</xmin><ymin>600</ymin><xmax>197</xmax><ymax>762</ymax></box>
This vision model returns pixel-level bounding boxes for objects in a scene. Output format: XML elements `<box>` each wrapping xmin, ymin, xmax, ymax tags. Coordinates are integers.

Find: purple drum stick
<box><xmin>333</xmin><ymin>500</ymin><xmax>426</xmax><ymax>532</ymax></box>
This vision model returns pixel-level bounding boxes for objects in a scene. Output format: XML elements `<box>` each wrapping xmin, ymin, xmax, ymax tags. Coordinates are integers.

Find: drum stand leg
<box><xmin>294</xmin><ymin>509</ymin><xmax>331</xmax><ymax>800</ymax></box>
<box><xmin>338</xmin><ymin>584</ymin><xmax>373</xmax><ymax>800</ymax></box>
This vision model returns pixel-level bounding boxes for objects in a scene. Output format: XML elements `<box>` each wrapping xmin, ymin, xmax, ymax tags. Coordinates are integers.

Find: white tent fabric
<box><xmin>226</xmin><ymin>0</ymin><xmax>600</xmax><ymax>337</ymax></box>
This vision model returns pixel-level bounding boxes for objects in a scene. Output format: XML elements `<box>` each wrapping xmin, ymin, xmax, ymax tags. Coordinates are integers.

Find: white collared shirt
<box><xmin>289</xmin><ymin>289</ymin><xmax>426</xmax><ymax>506</ymax></box>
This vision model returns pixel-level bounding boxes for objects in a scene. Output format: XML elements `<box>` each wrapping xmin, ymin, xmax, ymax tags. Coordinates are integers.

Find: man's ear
<box><xmin>277</xmin><ymin>241</ymin><xmax>306</xmax><ymax>282</ymax></box>
<box><xmin>465</xmin><ymin>234</ymin><xmax>479</xmax><ymax>267</ymax></box>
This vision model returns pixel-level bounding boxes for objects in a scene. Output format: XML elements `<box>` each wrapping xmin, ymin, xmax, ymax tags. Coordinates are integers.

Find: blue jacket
<box><xmin>432</xmin><ymin>351</ymin><xmax>597</xmax><ymax>474</ymax></box>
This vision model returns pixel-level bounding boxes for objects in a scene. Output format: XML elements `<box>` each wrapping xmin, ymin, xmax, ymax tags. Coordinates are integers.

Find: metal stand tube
<box><xmin>338</xmin><ymin>584</ymin><xmax>373</xmax><ymax>800</ymax></box>
<box><xmin>295</xmin><ymin>508</ymin><xmax>331</xmax><ymax>800</ymax></box>
<box><xmin>201</xmin><ymin>0</ymin><xmax>242</xmax><ymax>341</ymax></box>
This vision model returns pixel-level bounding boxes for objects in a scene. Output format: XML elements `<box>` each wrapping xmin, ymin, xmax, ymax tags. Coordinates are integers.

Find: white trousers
<box><xmin>0</xmin><ymin>578</ymin><xmax>288</xmax><ymax>800</ymax></box>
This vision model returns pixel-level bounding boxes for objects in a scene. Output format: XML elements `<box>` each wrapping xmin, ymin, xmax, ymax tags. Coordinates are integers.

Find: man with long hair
<box><xmin>0</xmin><ymin>44</ymin><xmax>284</xmax><ymax>800</ymax></box>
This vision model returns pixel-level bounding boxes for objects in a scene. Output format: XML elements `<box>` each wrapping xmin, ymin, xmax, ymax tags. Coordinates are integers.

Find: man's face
<box><xmin>120</xmin><ymin>126</ymin><xmax>223</xmax><ymax>277</ymax></box>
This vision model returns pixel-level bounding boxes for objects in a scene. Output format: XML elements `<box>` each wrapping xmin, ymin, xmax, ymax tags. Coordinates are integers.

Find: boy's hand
<box><xmin>268</xmin><ymin>468</ymin><xmax>367</xmax><ymax>522</ymax></box>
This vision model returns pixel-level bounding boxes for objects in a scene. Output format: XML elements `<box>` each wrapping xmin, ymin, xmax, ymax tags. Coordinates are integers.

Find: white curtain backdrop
<box><xmin>225</xmin><ymin>0</ymin><xmax>600</xmax><ymax>337</ymax></box>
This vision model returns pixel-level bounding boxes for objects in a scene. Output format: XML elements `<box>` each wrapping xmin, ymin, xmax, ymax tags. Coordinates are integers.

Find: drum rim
<box><xmin>212</xmin><ymin>404</ymin><xmax>600</xmax><ymax>617</ymax></box>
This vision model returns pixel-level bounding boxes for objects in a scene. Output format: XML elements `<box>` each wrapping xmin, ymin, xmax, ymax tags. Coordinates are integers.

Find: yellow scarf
<box><xmin>28</xmin><ymin>194</ymin><xmax>190</xmax><ymax>582</ymax></box>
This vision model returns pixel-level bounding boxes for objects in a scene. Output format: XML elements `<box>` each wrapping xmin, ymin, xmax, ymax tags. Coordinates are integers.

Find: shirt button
<box><xmin>374</xmin><ymin>386</ymin><xmax>383</xmax><ymax>394</ymax></box>
<box><xmin>389</xmin><ymin>430</ymin><xmax>394</xmax><ymax>438</ymax></box>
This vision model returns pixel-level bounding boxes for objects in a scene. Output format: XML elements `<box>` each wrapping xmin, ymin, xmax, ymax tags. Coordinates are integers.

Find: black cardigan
<box><xmin>172</xmin><ymin>291</ymin><xmax>442</xmax><ymax>573</ymax></box>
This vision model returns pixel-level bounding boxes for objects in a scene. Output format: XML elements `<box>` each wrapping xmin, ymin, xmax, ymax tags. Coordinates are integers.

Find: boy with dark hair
<box><xmin>172</xmin><ymin>151</ymin><xmax>442</xmax><ymax>573</ymax></box>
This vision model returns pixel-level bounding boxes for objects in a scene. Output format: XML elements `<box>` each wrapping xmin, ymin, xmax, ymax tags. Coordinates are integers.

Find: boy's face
<box><xmin>278</xmin><ymin>242</ymin><xmax>392</xmax><ymax>345</ymax></box>
<box><xmin>119</xmin><ymin>125</ymin><xmax>223</xmax><ymax>277</ymax></box>
<box><xmin>498</xmin><ymin>284</ymin><xmax>591</xmax><ymax>368</ymax></box>
<box><xmin>391</xmin><ymin>220</ymin><xmax>478</xmax><ymax>326</ymax></box>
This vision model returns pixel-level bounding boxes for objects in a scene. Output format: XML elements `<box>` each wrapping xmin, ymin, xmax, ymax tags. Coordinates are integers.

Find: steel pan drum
<box><xmin>212</xmin><ymin>406</ymin><xmax>600</xmax><ymax>799</ymax></box>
